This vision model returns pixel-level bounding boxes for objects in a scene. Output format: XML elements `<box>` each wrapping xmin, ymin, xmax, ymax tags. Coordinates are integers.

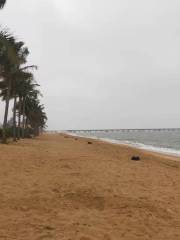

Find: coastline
<box><xmin>66</xmin><ymin>132</ymin><xmax>180</xmax><ymax>161</ymax></box>
<box><xmin>0</xmin><ymin>133</ymin><xmax>180</xmax><ymax>239</ymax></box>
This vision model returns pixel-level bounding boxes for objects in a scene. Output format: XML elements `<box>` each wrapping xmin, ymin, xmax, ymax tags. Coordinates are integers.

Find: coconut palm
<box><xmin>14</xmin><ymin>70</ymin><xmax>35</xmax><ymax>140</ymax></box>
<box><xmin>15</xmin><ymin>77</ymin><xmax>40</xmax><ymax>139</ymax></box>
<box><xmin>0</xmin><ymin>32</ymin><xmax>29</xmax><ymax>143</ymax></box>
<box><xmin>0</xmin><ymin>32</ymin><xmax>19</xmax><ymax>142</ymax></box>
<box><xmin>0</xmin><ymin>68</ymin><xmax>33</xmax><ymax>140</ymax></box>
<box><xmin>25</xmin><ymin>98</ymin><xmax>47</xmax><ymax>136</ymax></box>
<box><xmin>0</xmin><ymin>31</ymin><xmax>21</xmax><ymax>77</ymax></box>
<box><xmin>0</xmin><ymin>30</ymin><xmax>47</xmax><ymax>142</ymax></box>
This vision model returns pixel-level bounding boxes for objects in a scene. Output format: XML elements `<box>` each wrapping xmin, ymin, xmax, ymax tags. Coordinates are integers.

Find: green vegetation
<box><xmin>0</xmin><ymin>2</ymin><xmax>47</xmax><ymax>143</ymax></box>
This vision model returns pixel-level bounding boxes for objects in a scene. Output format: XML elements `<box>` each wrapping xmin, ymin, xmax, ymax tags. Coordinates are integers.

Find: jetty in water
<box><xmin>67</xmin><ymin>128</ymin><xmax>180</xmax><ymax>133</ymax></box>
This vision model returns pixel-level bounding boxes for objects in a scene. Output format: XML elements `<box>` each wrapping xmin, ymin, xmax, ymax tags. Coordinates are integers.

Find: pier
<box><xmin>67</xmin><ymin>128</ymin><xmax>180</xmax><ymax>133</ymax></box>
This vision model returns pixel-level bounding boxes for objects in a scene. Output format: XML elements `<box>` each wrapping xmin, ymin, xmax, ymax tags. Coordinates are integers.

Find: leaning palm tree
<box><xmin>0</xmin><ymin>69</ymin><xmax>35</xmax><ymax>141</ymax></box>
<box><xmin>13</xmin><ymin>71</ymin><xmax>35</xmax><ymax>141</ymax></box>
<box><xmin>0</xmin><ymin>0</ymin><xmax>6</xmax><ymax>9</ymax></box>
<box><xmin>0</xmin><ymin>31</ymin><xmax>29</xmax><ymax>143</ymax></box>
<box><xmin>25</xmin><ymin>98</ymin><xmax>47</xmax><ymax>136</ymax></box>
<box><xmin>0</xmin><ymin>29</ymin><xmax>47</xmax><ymax>142</ymax></box>
<box><xmin>0</xmin><ymin>30</ymin><xmax>20</xmax><ymax>77</ymax></box>
<box><xmin>14</xmin><ymin>75</ymin><xmax>39</xmax><ymax>139</ymax></box>
<box><xmin>0</xmin><ymin>32</ymin><xmax>19</xmax><ymax>143</ymax></box>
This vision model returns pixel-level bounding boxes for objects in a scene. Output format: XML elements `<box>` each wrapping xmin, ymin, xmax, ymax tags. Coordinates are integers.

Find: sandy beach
<box><xmin>0</xmin><ymin>134</ymin><xmax>180</xmax><ymax>239</ymax></box>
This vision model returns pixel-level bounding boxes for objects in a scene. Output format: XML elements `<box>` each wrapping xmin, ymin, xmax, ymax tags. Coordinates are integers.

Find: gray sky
<box><xmin>0</xmin><ymin>0</ymin><xmax>180</xmax><ymax>130</ymax></box>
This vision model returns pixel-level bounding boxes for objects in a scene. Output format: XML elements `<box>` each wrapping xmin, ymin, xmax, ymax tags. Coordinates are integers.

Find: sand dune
<box><xmin>0</xmin><ymin>134</ymin><xmax>180</xmax><ymax>239</ymax></box>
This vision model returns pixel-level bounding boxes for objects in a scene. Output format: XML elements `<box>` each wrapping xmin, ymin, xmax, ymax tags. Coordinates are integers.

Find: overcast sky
<box><xmin>0</xmin><ymin>0</ymin><xmax>180</xmax><ymax>130</ymax></box>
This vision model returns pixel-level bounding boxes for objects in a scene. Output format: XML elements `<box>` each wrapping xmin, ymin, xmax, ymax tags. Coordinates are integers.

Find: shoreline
<box><xmin>65</xmin><ymin>132</ymin><xmax>180</xmax><ymax>161</ymax></box>
<box><xmin>0</xmin><ymin>133</ymin><xmax>180</xmax><ymax>239</ymax></box>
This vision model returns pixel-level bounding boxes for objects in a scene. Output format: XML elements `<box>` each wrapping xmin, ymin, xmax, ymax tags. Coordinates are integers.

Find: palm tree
<box><xmin>0</xmin><ymin>66</ymin><xmax>38</xmax><ymax>140</ymax></box>
<box><xmin>0</xmin><ymin>32</ymin><xmax>18</xmax><ymax>143</ymax></box>
<box><xmin>0</xmin><ymin>0</ymin><xmax>6</xmax><ymax>9</ymax></box>
<box><xmin>0</xmin><ymin>31</ymin><xmax>20</xmax><ymax>77</ymax></box>
<box><xmin>0</xmin><ymin>31</ymin><xmax>29</xmax><ymax>143</ymax></box>
<box><xmin>24</xmin><ymin>97</ymin><xmax>47</xmax><ymax>136</ymax></box>
<box><xmin>0</xmin><ymin>30</ymin><xmax>47</xmax><ymax>142</ymax></box>
<box><xmin>15</xmin><ymin>76</ymin><xmax>39</xmax><ymax>139</ymax></box>
<box><xmin>14</xmin><ymin>70</ymin><xmax>35</xmax><ymax>140</ymax></box>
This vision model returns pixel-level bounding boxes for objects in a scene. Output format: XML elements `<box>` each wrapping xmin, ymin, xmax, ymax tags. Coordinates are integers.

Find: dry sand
<box><xmin>0</xmin><ymin>134</ymin><xmax>180</xmax><ymax>239</ymax></box>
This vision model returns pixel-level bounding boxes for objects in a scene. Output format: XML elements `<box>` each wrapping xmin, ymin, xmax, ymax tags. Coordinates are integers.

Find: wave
<box><xmin>65</xmin><ymin>131</ymin><xmax>180</xmax><ymax>157</ymax></box>
<box><xmin>104</xmin><ymin>139</ymin><xmax>180</xmax><ymax>156</ymax></box>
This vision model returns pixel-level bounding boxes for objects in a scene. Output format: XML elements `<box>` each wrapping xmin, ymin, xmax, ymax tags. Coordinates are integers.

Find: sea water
<box><xmin>70</xmin><ymin>129</ymin><xmax>180</xmax><ymax>156</ymax></box>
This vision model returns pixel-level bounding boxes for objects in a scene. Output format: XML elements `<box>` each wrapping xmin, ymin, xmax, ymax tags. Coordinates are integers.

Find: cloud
<box><xmin>0</xmin><ymin>0</ymin><xmax>180</xmax><ymax>129</ymax></box>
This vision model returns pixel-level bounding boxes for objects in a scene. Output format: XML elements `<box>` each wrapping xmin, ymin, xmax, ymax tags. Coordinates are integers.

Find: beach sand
<box><xmin>0</xmin><ymin>134</ymin><xmax>180</xmax><ymax>239</ymax></box>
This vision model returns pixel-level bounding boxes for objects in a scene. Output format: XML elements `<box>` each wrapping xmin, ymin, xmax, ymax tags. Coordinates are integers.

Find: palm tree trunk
<box><xmin>34</xmin><ymin>125</ymin><xmax>39</xmax><ymax>136</ymax></box>
<box><xmin>25</xmin><ymin>117</ymin><xmax>30</xmax><ymax>138</ymax></box>
<box><xmin>22</xmin><ymin>97</ymin><xmax>26</xmax><ymax>139</ymax></box>
<box><xmin>17</xmin><ymin>97</ymin><xmax>22</xmax><ymax>140</ymax></box>
<box><xmin>13</xmin><ymin>96</ymin><xmax>17</xmax><ymax>141</ymax></box>
<box><xmin>25</xmin><ymin>117</ymin><xmax>28</xmax><ymax>129</ymax></box>
<box><xmin>2</xmin><ymin>79</ymin><xmax>11</xmax><ymax>144</ymax></box>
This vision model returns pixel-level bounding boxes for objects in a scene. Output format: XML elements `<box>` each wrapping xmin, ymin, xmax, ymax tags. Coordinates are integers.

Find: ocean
<box><xmin>69</xmin><ymin>129</ymin><xmax>180</xmax><ymax>156</ymax></box>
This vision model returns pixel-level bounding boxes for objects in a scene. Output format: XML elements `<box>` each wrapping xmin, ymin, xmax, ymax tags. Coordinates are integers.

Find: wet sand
<box><xmin>0</xmin><ymin>133</ymin><xmax>180</xmax><ymax>239</ymax></box>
